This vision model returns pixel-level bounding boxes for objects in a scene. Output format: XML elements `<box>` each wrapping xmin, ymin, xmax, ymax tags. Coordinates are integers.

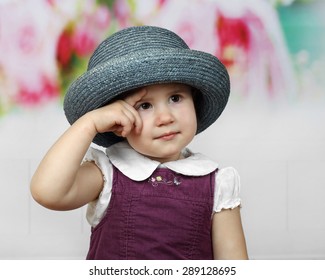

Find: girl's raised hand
<box><xmin>86</xmin><ymin>88</ymin><xmax>147</xmax><ymax>137</ymax></box>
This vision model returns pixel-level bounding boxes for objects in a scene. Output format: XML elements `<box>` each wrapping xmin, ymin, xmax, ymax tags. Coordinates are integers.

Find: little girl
<box><xmin>30</xmin><ymin>26</ymin><xmax>248</xmax><ymax>260</ymax></box>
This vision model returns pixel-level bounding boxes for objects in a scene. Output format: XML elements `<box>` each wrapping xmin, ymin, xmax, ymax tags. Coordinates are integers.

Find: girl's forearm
<box><xmin>30</xmin><ymin>114</ymin><xmax>97</xmax><ymax>207</ymax></box>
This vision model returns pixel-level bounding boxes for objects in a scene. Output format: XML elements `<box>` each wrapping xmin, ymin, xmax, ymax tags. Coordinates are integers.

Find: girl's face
<box><xmin>126</xmin><ymin>83</ymin><xmax>197</xmax><ymax>163</ymax></box>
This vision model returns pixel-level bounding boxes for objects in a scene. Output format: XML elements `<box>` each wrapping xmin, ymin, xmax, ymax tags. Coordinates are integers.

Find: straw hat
<box><xmin>64</xmin><ymin>26</ymin><xmax>230</xmax><ymax>147</ymax></box>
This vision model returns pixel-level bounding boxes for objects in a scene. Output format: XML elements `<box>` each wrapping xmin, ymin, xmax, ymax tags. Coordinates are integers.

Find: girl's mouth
<box><xmin>155</xmin><ymin>132</ymin><xmax>179</xmax><ymax>141</ymax></box>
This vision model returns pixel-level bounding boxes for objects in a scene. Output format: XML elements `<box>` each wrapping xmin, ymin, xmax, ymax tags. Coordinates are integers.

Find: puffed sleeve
<box><xmin>213</xmin><ymin>167</ymin><xmax>241</xmax><ymax>213</ymax></box>
<box><xmin>83</xmin><ymin>147</ymin><xmax>113</xmax><ymax>227</ymax></box>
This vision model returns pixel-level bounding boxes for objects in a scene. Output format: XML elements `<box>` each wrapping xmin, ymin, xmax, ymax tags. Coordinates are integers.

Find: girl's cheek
<box><xmin>137</xmin><ymin>110</ymin><xmax>151</xmax><ymax>122</ymax></box>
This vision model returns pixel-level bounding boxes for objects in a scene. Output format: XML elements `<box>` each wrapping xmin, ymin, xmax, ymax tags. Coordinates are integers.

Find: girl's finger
<box><xmin>121</xmin><ymin>102</ymin><xmax>143</xmax><ymax>134</ymax></box>
<box><xmin>124</xmin><ymin>87</ymin><xmax>147</xmax><ymax>107</ymax></box>
<box><xmin>116</xmin><ymin>113</ymin><xmax>134</xmax><ymax>137</ymax></box>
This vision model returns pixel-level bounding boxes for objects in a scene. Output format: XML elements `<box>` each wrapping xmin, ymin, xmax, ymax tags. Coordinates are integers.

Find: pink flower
<box><xmin>16</xmin><ymin>76</ymin><xmax>59</xmax><ymax>105</ymax></box>
<box><xmin>72</xmin><ymin>5</ymin><xmax>111</xmax><ymax>57</ymax></box>
<box><xmin>113</xmin><ymin>0</ymin><xmax>133</xmax><ymax>28</ymax></box>
<box><xmin>93</xmin><ymin>6</ymin><xmax>111</xmax><ymax>29</ymax></box>
<box><xmin>46</xmin><ymin>0</ymin><xmax>56</xmax><ymax>6</ymax></box>
<box><xmin>113</xmin><ymin>0</ymin><xmax>169</xmax><ymax>28</ymax></box>
<box><xmin>57</xmin><ymin>30</ymin><xmax>74</xmax><ymax>68</ymax></box>
<box><xmin>216</xmin><ymin>14</ymin><xmax>251</xmax><ymax>67</ymax></box>
<box><xmin>213</xmin><ymin>0</ymin><xmax>296</xmax><ymax>100</ymax></box>
<box><xmin>72</xmin><ymin>27</ymin><xmax>97</xmax><ymax>57</ymax></box>
<box><xmin>0</xmin><ymin>0</ymin><xmax>111</xmax><ymax>111</ymax></box>
<box><xmin>0</xmin><ymin>0</ymin><xmax>63</xmax><ymax>106</ymax></box>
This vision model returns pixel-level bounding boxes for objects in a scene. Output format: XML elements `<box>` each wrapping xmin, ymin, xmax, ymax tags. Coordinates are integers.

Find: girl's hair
<box><xmin>190</xmin><ymin>87</ymin><xmax>201</xmax><ymax>118</ymax></box>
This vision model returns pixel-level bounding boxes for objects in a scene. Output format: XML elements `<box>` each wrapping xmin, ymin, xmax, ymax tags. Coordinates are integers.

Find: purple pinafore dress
<box><xmin>86</xmin><ymin>166</ymin><xmax>216</xmax><ymax>260</ymax></box>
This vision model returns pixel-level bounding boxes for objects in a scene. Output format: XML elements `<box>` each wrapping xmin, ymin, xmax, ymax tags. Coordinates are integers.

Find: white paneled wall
<box><xmin>0</xmin><ymin>99</ymin><xmax>324</xmax><ymax>259</ymax></box>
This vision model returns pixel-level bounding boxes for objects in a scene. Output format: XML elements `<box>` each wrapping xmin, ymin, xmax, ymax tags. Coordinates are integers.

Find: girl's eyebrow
<box><xmin>167</xmin><ymin>87</ymin><xmax>191</xmax><ymax>95</ymax></box>
<box><xmin>168</xmin><ymin>89</ymin><xmax>182</xmax><ymax>94</ymax></box>
<box><xmin>134</xmin><ymin>96</ymin><xmax>151</xmax><ymax>107</ymax></box>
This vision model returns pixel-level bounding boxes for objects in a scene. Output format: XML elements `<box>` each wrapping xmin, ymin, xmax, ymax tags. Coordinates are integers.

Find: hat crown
<box><xmin>88</xmin><ymin>26</ymin><xmax>190</xmax><ymax>71</ymax></box>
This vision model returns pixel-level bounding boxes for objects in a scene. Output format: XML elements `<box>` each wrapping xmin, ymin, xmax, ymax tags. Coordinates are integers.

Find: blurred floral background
<box><xmin>0</xmin><ymin>0</ymin><xmax>324</xmax><ymax>115</ymax></box>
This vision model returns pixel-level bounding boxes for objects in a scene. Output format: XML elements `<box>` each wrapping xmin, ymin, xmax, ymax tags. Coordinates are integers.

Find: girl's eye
<box><xmin>138</xmin><ymin>102</ymin><xmax>151</xmax><ymax>110</ymax></box>
<box><xmin>170</xmin><ymin>95</ymin><xmax>181</xmax><ymax>103</ymax></box>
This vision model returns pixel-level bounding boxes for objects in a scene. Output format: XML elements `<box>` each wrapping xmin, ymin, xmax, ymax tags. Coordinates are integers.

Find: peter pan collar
<box><xmin>106</xmin><ymin>141</ymin><xmax>218</xmax><ymax>181</ymax></box>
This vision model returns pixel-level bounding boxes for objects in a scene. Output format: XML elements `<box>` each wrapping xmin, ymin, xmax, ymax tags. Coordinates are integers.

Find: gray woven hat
<box><xmin>64</xmin><ymin>25</ymin><xmax>230</xmax><ymax>147</ymax></box>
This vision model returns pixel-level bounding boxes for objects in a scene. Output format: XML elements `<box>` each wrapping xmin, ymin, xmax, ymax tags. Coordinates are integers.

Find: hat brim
<box><xmin>64</xmin><ymin>48</ymin><xmax>230</xmax><ymax>147</ymax></box>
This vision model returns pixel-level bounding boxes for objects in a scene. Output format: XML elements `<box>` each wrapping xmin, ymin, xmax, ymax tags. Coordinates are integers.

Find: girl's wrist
<box><xmin>74</xmin><ymin>112</ymin><xmax>99</xmax><ymax>140</ymax></box>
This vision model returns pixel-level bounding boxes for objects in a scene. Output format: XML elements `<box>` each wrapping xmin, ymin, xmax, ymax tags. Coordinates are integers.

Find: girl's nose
<box><xmin>155</xmin><ymin>106</ymin><xmax>174</xmax><ymax>126</ymax></box>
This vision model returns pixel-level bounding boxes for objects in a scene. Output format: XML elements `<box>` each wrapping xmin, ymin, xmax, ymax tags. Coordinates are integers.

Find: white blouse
<box><xmin>84</xmin><ymin>141</ymin><xmax>241</xmax><ymax>227</ymax></box>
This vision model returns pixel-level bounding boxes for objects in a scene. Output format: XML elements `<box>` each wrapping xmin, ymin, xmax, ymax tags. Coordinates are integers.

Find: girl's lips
<box><xmin>155</xmin><ymin>132</ymin><xmax>179</xmax><ymax>140</ymax></box>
